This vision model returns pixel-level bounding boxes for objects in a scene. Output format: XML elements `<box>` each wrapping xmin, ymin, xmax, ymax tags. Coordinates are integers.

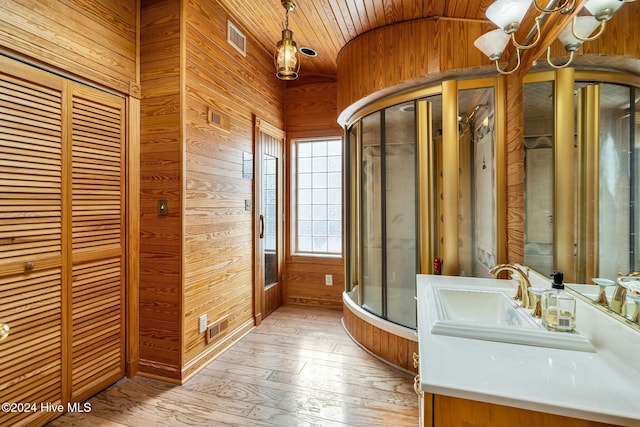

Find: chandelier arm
<box><xmin>495</xmin><ymin>48</ymin><xmax>522</xmax><ymax>75</ymax></box>
<box><xmin>510</xmin><ymin>16</ymin><xmax>542</xmax><ymax>50</ymax></box>
<box><xmin>533</xmin><ymin>0</ymin><xmax>575</xmax><ymax>14</ymax></box>
<box><xmin>572</xmin><ymin>16</ymin><xmax>606</xmax><ymax>42</ymax></box>
<box><xmin>546</xmin><ymin>46</ymin><xmax>576</xmax><ymax>69</ymax></box>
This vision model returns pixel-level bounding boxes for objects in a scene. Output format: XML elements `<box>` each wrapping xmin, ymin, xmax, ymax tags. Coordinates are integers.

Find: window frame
<box><xmin>290</xmin><ymin>136</ymin><xmax>344</xmax><ymax>257</ymax></box>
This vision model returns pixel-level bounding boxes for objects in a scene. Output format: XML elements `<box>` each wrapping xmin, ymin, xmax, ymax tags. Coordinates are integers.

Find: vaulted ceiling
<box><xmin>216</xmin><ymin>0</ymin><xmax>494</xmax><ymax>79</ymax></box>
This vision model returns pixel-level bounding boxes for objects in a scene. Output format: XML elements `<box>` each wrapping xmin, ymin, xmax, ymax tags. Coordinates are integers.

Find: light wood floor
<box><xmin>48</xmin><ymin>305</ymin><xmax>419</xmax><ymax>427</ymax></box>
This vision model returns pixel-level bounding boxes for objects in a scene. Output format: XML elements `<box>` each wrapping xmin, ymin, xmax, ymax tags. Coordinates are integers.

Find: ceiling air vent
<box><xmin>227</xmin><ymin>20</ymin><xmax>246</xmax><ymax>57</ymax></box>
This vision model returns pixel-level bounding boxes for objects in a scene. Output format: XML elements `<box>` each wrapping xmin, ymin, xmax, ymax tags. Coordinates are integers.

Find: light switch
<box><xmin>158</xmin><ymin>199</ymin><xmax>168</xmax><ymax>216</ymax></box>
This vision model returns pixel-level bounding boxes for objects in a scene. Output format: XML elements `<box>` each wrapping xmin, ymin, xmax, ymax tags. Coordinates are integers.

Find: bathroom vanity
<box><xmin>416</xmin><ymin>274</ymin><xmax>640</xmax><ymax>427</ymax></box>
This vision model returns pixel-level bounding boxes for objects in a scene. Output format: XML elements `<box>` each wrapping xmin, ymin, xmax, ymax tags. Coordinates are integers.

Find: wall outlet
<box><xmin>325</xmin><ymin>274</ymin><xmax>333</xmax><ymax>286</ymax></box>
<box><xmin>199</xmin><ymin>314</ymin><xmax>207</xmax><ymax>333</ymax></box>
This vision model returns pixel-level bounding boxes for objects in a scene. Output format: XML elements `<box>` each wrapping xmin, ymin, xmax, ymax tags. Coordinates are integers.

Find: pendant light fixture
<box><xmin>275</xmin><ymin>0</ymin><xmax>299</xmax><ymax>80</ymax></box>
<box><xmin>474</xmin><ymin>0</ymin><xmax>635</xmax><ymax>74</ymax></box>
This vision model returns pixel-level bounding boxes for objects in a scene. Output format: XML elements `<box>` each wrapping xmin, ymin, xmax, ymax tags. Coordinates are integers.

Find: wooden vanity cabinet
<box><xmin>421</xmin><ymin>393</ymin><xmax>621</xmax><ymax>427</ymax></box>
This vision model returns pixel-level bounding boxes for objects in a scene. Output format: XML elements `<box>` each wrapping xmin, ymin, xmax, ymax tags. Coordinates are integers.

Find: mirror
<box><xmin>523</xmin><ymin>70</ymin><xmax>640</xmax><ymax>331</ymax></box>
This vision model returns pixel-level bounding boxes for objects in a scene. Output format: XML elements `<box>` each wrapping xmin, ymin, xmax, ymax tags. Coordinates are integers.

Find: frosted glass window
<box><xmin>294</xmin><ymin>138</ymin><xmax>343</xmax><ymax>255</ymax></box>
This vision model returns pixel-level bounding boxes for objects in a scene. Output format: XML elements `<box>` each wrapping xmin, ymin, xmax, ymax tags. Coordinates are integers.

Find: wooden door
<box><xmin>68</xmin><ymin>84</ymin><xmax>126</xmax><ymax>402</ymax></box>
<box><xmin>0</xmin><ymin>56</ymin><xmax>126</xmax><ymax>425</ymax></box>
<box><xmin>254</xmin><ymin>118</ymin><xmax>284</xmax><ymax>323</ymax></box>
<box><xmin>0</xmin><ymin>58</ymin><xmax>67</xmax><ymax>427</ymax></box>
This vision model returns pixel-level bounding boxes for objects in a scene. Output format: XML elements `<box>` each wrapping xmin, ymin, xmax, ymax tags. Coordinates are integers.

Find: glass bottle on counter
<box><xmin>542</xmin><ymin>271</ymin><xmax>576</xmax><ymax>332</ymax></box>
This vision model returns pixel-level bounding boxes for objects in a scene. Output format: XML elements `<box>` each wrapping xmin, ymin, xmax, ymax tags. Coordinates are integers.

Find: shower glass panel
<box><xmin>361</xmin><ymin>112</ymin><xmax>383</xmax><ymax>316</ymax></box>
<box><xmin>597</xmin><ymin>84</ymin><xmax>635</xmax><ymax>278</ymax></box>
<box><xmin>457</xmin><ymin>88</ymin><xmax>496</xmax><ymax>276</ymax></box>
<box><xmin>385</xmin><ymin>102</ymin><xmax>417</xmax><ymax>327</ymax></box>
<box><xmin>524</xmin><ymin>81</ymin><xmax>555</xmax><ymax>274</ymax></box>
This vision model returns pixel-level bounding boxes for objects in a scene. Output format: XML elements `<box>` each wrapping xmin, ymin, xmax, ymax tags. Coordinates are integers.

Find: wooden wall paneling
<box><xmin>139</xmin><ymin>0</ymin><xmax>183</xmax><ymax>380</ymax></box>
<box><xmin>126</xmin><ymin>94</ymin><xmax>141</xmax><ymax>377</ymax></box>
<box><xmin>184</xmin><ymin>0</ymin><xmax>260</xmax><ymax>369</ymax></box>
<box><xmin>504</xmin><ymin>74</ymin><xmax>525</xmax><ymax>263</ymax></box>
<box><xmin>69</xmin><ymin>83</ymin><xmax>126</xmax><ymax>401</ymax></box>
<box><xmin>285</xmin><ymin>258</ymin><xmax>344</xmax><ymax>307</ymax></box>
<box><xmin>284</xmin><ymin>80</ymin><xmax>344</xmax><ymax>308</ymax></box>
<box><xmin>0</xmin><ymin>57</ymin><xmax>65</xmax><ymax>426</ymax></box>
<box><xmin>0</xmin><ymin>0</ymin><xmax>137</xmax><ymax>94</ymax></box>
<box><xmin>337</xmin><ymin>18</ymin><xmax>492</xmax><ymax>116</ymax></box>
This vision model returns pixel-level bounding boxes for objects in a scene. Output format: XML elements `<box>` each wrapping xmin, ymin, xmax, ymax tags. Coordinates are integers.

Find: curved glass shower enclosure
<box><xmin>345</xmin><ymin>81</ymin><xmax>501</xmax><ymax>329</ymax></box>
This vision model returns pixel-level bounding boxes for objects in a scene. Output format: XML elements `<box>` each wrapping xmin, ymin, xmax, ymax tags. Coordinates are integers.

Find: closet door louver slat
<box><xmin>70</xmin><ymin>86</ymin><xmax>125</xmax><ymax>402</ymax></box>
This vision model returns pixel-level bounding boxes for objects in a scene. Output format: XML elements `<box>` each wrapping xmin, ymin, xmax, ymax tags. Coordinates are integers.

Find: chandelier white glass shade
<box><xmin>584</xmin><ymin>0</ymin><xmax>624</xmax><ymax>21</ymax></box>
<box><xmin>547</xmin><ymin>16</ymin><xmax>600</xmax><ymax>68</ymax></box>
<box><xmin>474</xmin><ymin>29</ymin><xmax>511</xmax><ymax>61</ymax></box>
<box><xmin>274</xmin><ymin>0</ymin><xmax>300</xmax><ymax>80</ymax></box>
<box><xmin>485</xmin><ymin>0</ymin><xmax>541</xmax><ymax>50</ymax></box>
<box><xmin>486</xmin><ymin>0</ymin><xmax>533</xmax><ymax>33</ymax></box>
<box><xmin>476</xmin><ymin>0</ymin><xmax>631</xmax><ymax>75</ymax></box>
<box><xmin>473</xmin><ymin>28</ymin><xmax>522</xmax><ymax>74</ymax></box>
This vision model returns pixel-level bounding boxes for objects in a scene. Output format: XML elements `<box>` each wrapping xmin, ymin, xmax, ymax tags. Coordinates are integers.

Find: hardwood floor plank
<box><xmin>47</xmin><ymin>305</ymin><xmax>418</xmax><ymax>427</ymax></box>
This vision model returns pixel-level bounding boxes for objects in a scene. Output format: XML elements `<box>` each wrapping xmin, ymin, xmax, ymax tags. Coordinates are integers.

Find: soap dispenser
<box><xmin>542</xmin><ymin>271</ymin><xmax>576</xmax><ymax>332</ymax></box>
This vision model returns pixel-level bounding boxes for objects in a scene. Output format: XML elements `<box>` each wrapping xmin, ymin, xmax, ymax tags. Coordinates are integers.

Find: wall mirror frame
<box><xmin>523</xmin><ymin>69</ymin><xmax>640</xmax><ymax>333</ymax></box>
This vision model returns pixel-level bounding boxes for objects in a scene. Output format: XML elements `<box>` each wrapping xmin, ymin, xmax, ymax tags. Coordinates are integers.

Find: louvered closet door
<box><xmin>0</xmin><ymin>59</ymin><xmax>65</xmax><ymax>427</ymax></box>
<box><xmin>69</xmin><ymin>84</ymin><xmax>125</xmax><ymax>402</ymax></box>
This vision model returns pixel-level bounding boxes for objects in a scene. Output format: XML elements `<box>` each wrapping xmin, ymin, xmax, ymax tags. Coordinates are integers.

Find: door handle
<box><xmin>259</xmin><ymin>214</ymin><xmax>264</xmax><ymax>239</ymax></box>
<box><xmin>0</xmin><ymin>323</ymin><xmax>9</xmax><ymax>341</ymax></box>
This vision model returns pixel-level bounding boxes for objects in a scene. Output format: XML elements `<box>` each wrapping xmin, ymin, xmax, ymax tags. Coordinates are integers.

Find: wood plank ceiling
<box><xmin>216</xmin><ymin>0</ymin><xmax>494</xmax><ymax>79</ymax></box>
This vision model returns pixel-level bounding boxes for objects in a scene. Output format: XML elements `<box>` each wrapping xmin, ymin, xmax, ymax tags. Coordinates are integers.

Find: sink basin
<box><xmin>429</xmin><ymin>283</ymin><xmax>594</xmax><ymax>352</ymax></box>
<box><xmin>436</xmin><ymin>288</ymin><xmax>538</xmax><ymax>327</ymax></box>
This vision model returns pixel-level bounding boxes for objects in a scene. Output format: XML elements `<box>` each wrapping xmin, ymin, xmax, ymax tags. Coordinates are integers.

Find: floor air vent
<box><xmin>206</xmin><ymin>317</ymin><xmax>229</xmax><ymax>344</ymax></box>
<box><xmin>227</xmin><ymin>21</ymin><xmax>246</xmax><ymax>57</ymax></box>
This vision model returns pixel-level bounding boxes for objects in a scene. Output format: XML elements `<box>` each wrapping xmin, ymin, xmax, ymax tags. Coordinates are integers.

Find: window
<box><xmin>294</xmin><ymin>138</ymin><xmax>342</xmax><ymax>255</ymax></box>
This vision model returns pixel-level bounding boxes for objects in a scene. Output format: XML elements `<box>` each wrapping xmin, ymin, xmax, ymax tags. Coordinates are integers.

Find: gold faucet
<box><xmin>489</xmin><ymin>264</ymin><xmax>532</xmax><ymax>309</ymax></box>
<box><xmin>612</xmin><ymin>271</ymin><xmax>640</xmax><ymax>316</ymax></box>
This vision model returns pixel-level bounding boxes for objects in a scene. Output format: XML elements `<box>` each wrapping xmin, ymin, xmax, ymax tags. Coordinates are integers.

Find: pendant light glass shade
<box><xmin>275</xmin><ymin>28</ymin><xmax>299</xmax><ymax>80</ymax></box>
<box><xmin>474</xmin><ymin>29</ymin><xmax>511</xmax><ymax>61</ymax></box>
<box><xmin>486</xmin><ymin>0</ymin><xmax>534</xmax><ymax>33</ymax></box>
<box><xmin>584</xmin><ymin>0</ymin><xmax>624</xmax><ymax>20</ymax></box>
<box><xmin>558</xmin><ymin>16</ymin><xmax>600</xmax><ymax>50</ymax></box>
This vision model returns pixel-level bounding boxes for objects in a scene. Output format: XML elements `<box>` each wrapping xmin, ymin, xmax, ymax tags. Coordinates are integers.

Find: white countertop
<box><xmin>417</xmin><ymin>274</ymin><xmax>640</xmax><ymax>427</ymax></box>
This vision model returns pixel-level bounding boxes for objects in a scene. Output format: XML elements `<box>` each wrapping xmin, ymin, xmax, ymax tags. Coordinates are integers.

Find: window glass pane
<box><xmin>312</xmin><ymin>205</ymin><xmax>327</xmax><ymax>220</ymax></box>
<box><xmin>327</xmin><ymin>189</ymin><xmax>341</xmax><ymax>205</ymax></box>
<box><xmin>327</xmin><ymin>172</ymin><xmax>341</xmax><ymax>188</ymax></box>
<box><xmin>327</xmin><ymin>204</ymin><xmax>341</xmax><ymax>220</ymax></box>
<box><xmin>312</xmin><ymin>188</ymin><xmax>327</xmax><ymax>204</ymax></box>
<box><xmin>298</xmin><ymin>204</ymin><xmax>312</xmax><ymax>220</ymax></box>
<box><xmin>312</xmin><ymin>141</ymin><xmax>327</xmax><ymax>157</ymax></box>
<box><xmin>294</xmin><ymin>138</ymin><xmax>342</xmax><ymax>255</ymax></box>
<box><xmin>312</xmin><ymin>172</ymin><xmax>327</xmax><ymax>188</ymax></box>
<box><xmin>298</xmin><ymin>173</ymin><xmax>312</xmax><ymax>189</ymax></box>
<box><xmin>298</xmin><ymin>157</ymin><xmax>312</xmax><ymax>173</ymax></box>
<box><xmin>313</xmin><ymin>157</ymin><xmax>327</xmax><ymax>173</ymax></box>
<box><xmin>299</xmin><ymin>189</ymin><xmax>311</xmax><ymax>204</ymax></box>
<box><xmin>298</xmin><ymin>143</ymin><xmax>312</xmax><ymax>157</ymax></box>
<box><xmin>327</xmin><ymin>156</ymin><xmax>341</xmax><ymax>171</ymax></box>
